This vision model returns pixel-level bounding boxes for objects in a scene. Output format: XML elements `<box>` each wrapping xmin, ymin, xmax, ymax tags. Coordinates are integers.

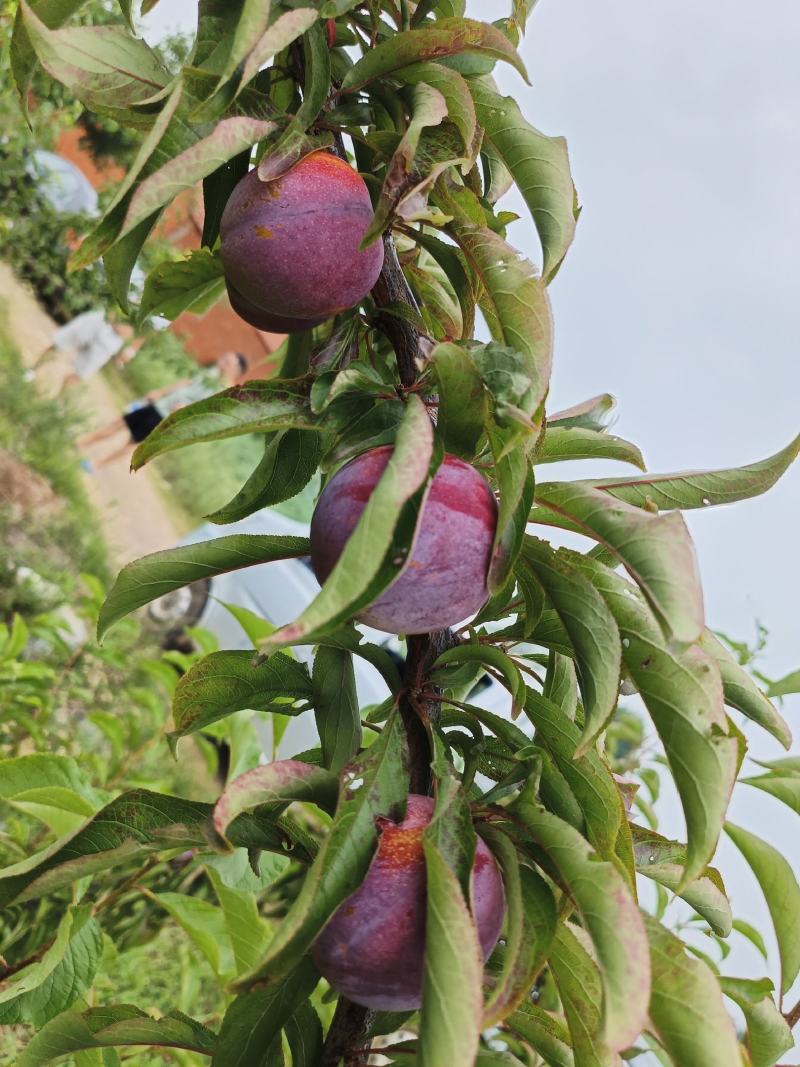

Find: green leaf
<box><xmin>479</xmin><ymin>827</ymin><xmax>556</xmax><ymax>1027</ymax></box>
<box><xmin>341</xmin><ymin>17</ymin><xmax>528</xmax><ymax>92</ymax></box>
<box><xmin>768</xmin><ymin>668</ymin><xmax>800</xmax><ymax>698</ymax></box>
<box><xmin>509</xmin><ymin>801</ymin><xmax>649</xmax><ymax>1050</ymax></box>
<box><xmin>630</xmin><ymin>825</ymin><xmax>732</xmax><ymax>936</ymax></box>
<box><xmin>312</xmin><ymin>646</ymin><xmax>362</xmax><ymax>773</ymax></box>
<box><xmin>234</xmin><ymin>8</ymin><xmax>319</xmax><ymax>106</ymax></box>
<box><xmin>547</xmin><ymin>393</ymin><xmax>615</xmax><ymax>431</ymax></box>
<box><xmin>171</xmin><ymin>650</ymin><xmax>313</xmax><ymax>739</ymax></box>
<box><xmin>470</xmin><ymin>78</ymin><xmax>577</xmax><ymax>281</ymax></box>
<box><xmin>363</xmin><ymin>82</ymin><xmax>450</xmax><ymax>246</ymax></box>
<box><xmin>202</xmin><ymin>148</ymin><xmax>251</xmax><ymax>249</ymax></box>
<box><xmin>206</xmin><ymin>429</ymin><xmax>323</xmax><ymax>524</ymax></box>
<box><xmin>17</xmin><ymin>1006</ymin><xmax>217</xmax><ymax>1066</ymax></box>
<box><xmin>233</xmin><ymin>710</ymin><xmax>408</xmax><ymax>988</ymax></box>
<box><xmin>644</xmin><ymin>914</ymin><xmax>742</xmax><ymax>1067</ymax></box>
<box><xmin>720</xmin><ymin>977</ymin><xmax>794</xmax><ymax>1067</ymax></box>
<box><xmin>448</xmin><ymin>224</ymin><xmax>553</xmax><ymax>420</ymax></box>
<box><xmin>434</xmin><ymin>642</ymin><xmax>524</xmax><ymax>717</ymax></box>
<box><xmin>506</xmin><ymin>1002</ymin><xmax>574</xmax><ymax>1067</ymax></box>
<box><xmin>150</xmin><ymin>892</ymin><xmax>235</xmax><ymax>980</ymax></box>
<box><xmin>131</xmin><ymin>381</ymin><xmax>315</xmax><ymax>469</ymax></box>
<box><xmin>0</xmin><ymin>754</ymin><xmax>100</xmax><ymax>817</ymax></box>
<box><xmin>536</xmin><ymin>426</ymin><xmax>645</xmax><ymax>469</ymax></box>
<box><xmin>0</xmin><ymin>789</ymin><xmax>310</xmax><ymax>908</ymax></box>
<box><xmin>408</xmin><ymin>228</ymin><xmax>476</xmax><ymax>338</ymax></box>
<box><xmin>522</xmin><ymin>689</ymin><xmax>622</xmax><ymax>860</ymax></box>
<box><xmin>139</xmin><ymin>248</ymin><xmax>226</xmax><ymax>321</ymax></box>
<box><xmin>741</xmin><ymin>774</ymin><xmax>800</xmax><ymax>816</ymax></box>
<box><xmin>257</xmin><ymin>21</ymin><xmax>331</xmax><ymax>181</ymax></box>
<box><xmin>258</xmin><ymin>396</ymin><xmax>436</xmax><ymax>652</ymax></box>
<box><xmin>20</xmin><ymin>3</ymin><xmax>169</xmax><ymax>109</ymax></box>
<box><xmin>117</xmin><ymin>115</ymin><xmax>277</xmax><ymax>244</ymax></box>
<box><xmin>732</xmin><ymin>918</ymin><xmax>769</xmax><ymax>961</ymax></box>
<box><xmin>10</xmin><ymin>0</ymin><xmax>88</xmax><ymax>112</ymax></box>
<box><xmin>533</xmin><ymin>481</ymin><xmax>705</xmax><ymax>645</ymax></box>
<box><xmin>575</xmin><ymin>555</ymin><xmax>739</xmax><ymax>886</ymax></box>
<box><xmin>418</xmin><ymin>838</ymin><xmax>483</xmax><ymax>1065</ymax></box>
<box><xmin>430</xmin><ymin>342</ymin><xmax>488</xmax><ymax>458</ymax></box>
<box><xmin>98</xmin><ymin>533</ymin><xmax>309</xmax><ymax>639</ymax></box>
<box><xmin>699</xmin><ymin>631</ymin><xmax>791</xmax><ymax>748</ymax></box>
<box><xmin>206</xmin><ymin>863</ymin><xmax>272</xmax><ymax>975</ymax></box>
<box><xmin>589</xmin><ymin>433</ymin><xmax>800</xmax><ymax>511</ymax></box>
<box><xmin>549</xmin><ymin>924</ymin><xmax>618</xmax><ymax>1067</ymax></box>
<box><xmin>284</xmin><ymin>1001</ymin><xmax>324</xmax><ymax>1067</ymax></box>
<box><xmin>725</xmin><ymin>822</ymin><xmax>800</xmax><ymax>996</ymax></box>
<box><xmin>522</xmin><ymin>537</ymin><xmax>622</xmax><ymax>754</ymax></box>
<box><xmin>213</xmin><ymin>759</ymin><xmax>339</xmax><ymax>839</ymax></box>
<box><xmin>395</xmin><ymin>62</ymin><xmax>477</xmax><ymax>153</ymax></box>
<box><xmin>488</xmin><ymin>423</ymin><xmax>536</xmax><ymax>592</ymax></box>
<box><xmin>0</xmin><ymin>906</ymin><xmax>103</xmax><ymax>1026</ymax></box>
<box><xmin>212</xmin><ymin>958</ymin><xmax>318</xmax><ymax>1067</ymax></box>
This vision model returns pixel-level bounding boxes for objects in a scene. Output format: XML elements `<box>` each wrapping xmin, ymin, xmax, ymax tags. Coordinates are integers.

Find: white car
<box><xmin>147</xmin><ymin>508</ymin><xmax>513</xmax><ymax>756</ymax></box>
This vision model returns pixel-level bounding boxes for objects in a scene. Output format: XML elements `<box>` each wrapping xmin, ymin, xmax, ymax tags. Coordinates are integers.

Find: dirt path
<box><xmin>0</xmin><ymin>263</ymin><xmax>183</xmax><ymax>566</ymax></box>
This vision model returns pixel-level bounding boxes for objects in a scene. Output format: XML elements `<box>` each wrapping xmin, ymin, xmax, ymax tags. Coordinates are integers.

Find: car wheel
<box><xmin>146</xmin><ymin>579</ymin><xmax>211</xmax><ymax>632</ymax></box>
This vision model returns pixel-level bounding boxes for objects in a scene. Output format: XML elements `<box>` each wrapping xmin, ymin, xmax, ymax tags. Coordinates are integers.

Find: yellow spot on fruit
<box><xmin>254</xmin><ymin>225</ymin><xmax>273</xmax><ymax>238</ymax></box>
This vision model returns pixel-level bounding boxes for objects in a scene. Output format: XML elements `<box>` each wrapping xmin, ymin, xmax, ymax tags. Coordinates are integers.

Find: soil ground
<box><xmin>0</xmin><ymin>262</ymin><xmax>185</xmax><ymax>566</ymax></box>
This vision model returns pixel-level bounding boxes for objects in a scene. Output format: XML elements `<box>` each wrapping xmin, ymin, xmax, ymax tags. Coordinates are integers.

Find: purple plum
<box><xmin>310</xmin><ymin>446</ymin><xmax>498</xmax><ymax>634</ymax></box>
<box><xmin>220</xmin><ymin>151</ymin><xmax>384</xmax><ymax>323</ymax></box>
<box><xmin>312</xmin><ymin>794</ymin><xmax>505</xmax><ymax>1010</ymax></box>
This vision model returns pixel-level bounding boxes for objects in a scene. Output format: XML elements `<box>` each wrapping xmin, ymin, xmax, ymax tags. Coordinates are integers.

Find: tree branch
<box><xmin>371</xmin><ymin>234</ymin><xmax>423</xmax><ymax>389</ymax></box>
<box><xmin>320</xmin><ymin>996</ymin><xmax>374</xmax><ymax>1066</ymax></box>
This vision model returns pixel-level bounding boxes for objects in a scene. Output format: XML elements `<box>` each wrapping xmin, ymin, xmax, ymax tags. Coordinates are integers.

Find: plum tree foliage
<box><xmin>7</xmin><ymin>1</ymin><xmax>800</xmax><ymax>1065</ymax></box>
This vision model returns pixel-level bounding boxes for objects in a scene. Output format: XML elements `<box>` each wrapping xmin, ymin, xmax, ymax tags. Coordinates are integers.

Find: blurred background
<box><xmin>1</xmin><ymin>0</ymin><xmax>797</xmax><ymax>1061</ymax></box>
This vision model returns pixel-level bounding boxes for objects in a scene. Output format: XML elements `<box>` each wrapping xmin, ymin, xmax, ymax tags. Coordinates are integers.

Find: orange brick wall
<box><xmin>56</xmin><ymin>130</ymin><xmax>285</xmax><ymax>379</ymax></box>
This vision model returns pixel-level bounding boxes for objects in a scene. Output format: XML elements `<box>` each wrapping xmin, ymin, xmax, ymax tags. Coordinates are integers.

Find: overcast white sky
<box><xmin>141</xmin><ymin>1</ymin><xmax>800</xmax><ymax>1051</ymax></box>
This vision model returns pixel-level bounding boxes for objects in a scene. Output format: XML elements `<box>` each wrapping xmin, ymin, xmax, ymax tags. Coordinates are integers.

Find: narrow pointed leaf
<box><xmin>537</xmin><ymin>427</ymin><xmax>645</xmax><ymax>469</ymax></box>
<box><xmin>450</xmin><ymin>226</ymin><xmax>553</xmax><ymax>418</ymax></box>
<box><xmin>206</xmin><ymin>429</ymin><xmax>323</xmax><ymax>524</ymax></box>
<box><xmin>131</xmin><ymin>382</ymin><xmax>315</xmax><ymax>469</ymax></box>
<box><xmin>631</xmin><ymin>826</ymin><xmax>732</xmax><ymax>936</ymax></box>
<box><xmin>17</xmin><ymin>1007</ymin><xmax>216</xmax><ymax>1065</ymax></box>
<box><xmin>98</xmin><ymin>534</ymin><xmax>310</xmax><ymax>638</ymax></box>
<box><xmin>488</xmin><ymin>423</ymin><xmax>537</xmax><ymax>591</ymax></box>
<box><xmin>725</xmin><ymin>822</ymin><xmax>800</xmax><ymax>996</ymax></box>
<box><xmin>644</xmin><ymin>914</ymin><xmax>742</xmax><ymax>1067</ymax></box>
<box><xmin>532</xmin><ymin>481</ymin><xmax>705</xmax><ymax>645</ymax></box>
<box><xmin>171</xmin><ymin>651</ymin><xmax>313</xmax><ymax>739</ymax></box>
<box><xmin>470</xmin><ymin>79</ymin><xmax>577</xmax><ymax>281</ymax></box>
<box><xmin>419</xmin><ymin>839</ymin><xmax>483</xmax><ymax>1066</ymax></box>
<box><xmin>139</xmin><ymin>248</ymin><xmax>226</xmax><ymax>321</ymax></box>
<box><xmin>549</xmin><ymin>924</ymin><xmax>618</xmax><ymax>1067</ymax></box>
<box><xmin>20</xmin><ymin>3</ymin><xmax>169</xmax><ymax>109</ymax></box>
<box><xmin>342</xmin><ymin>18</ymin><xmax>528</xmax><ymax>92</ymax></box>
<box><xmin>506</xmin><ymin>1002</ymin><xmax>575</xmax><ymax>1067</ymax></box>
<box><xmin>547</xmin><ymin>394</ymin><xmax>615</xmax><ymax>432</ymax></box>
<box><xmin>574</xmin><ymin>555</ymin><xmax>739</xmax><ymax>885</ymax></box>
<box><xmin>284</xmin><ymin>1001</ymin><xmax>324</xmax><ymax>1067</ymax></box>
<box><xmin>213</xmin><ymin>959</ymin><xmax>319</xmax><ymax>1067</ymax></box>
<box><xmin>768</xmin><ymin>669</ymin><xmax>800</xmax><ymax>698</ymax></box>
<box><xmin>719</xmin><ymin>977</ymin><xmax>794</xmax><ymax>1067</ymax></box>
<box><xmin>118</xmin><ymin>116</ymin><xmax>277</xmax><ymax>243</ymax></box>
<box><xmin>523</xmin><ymin>689</ymin><xmax>622</xmax><ymax>859</ymax></box>
<box><xmin>589</xmin><ymin>434</ymin><xmax>799</xmax><ymax>511</ymax></box>
<box><xmin>0</xmin><ymin>789</ymin><xmax>312</xmax><ymax>908</ymax></box>
<box><xmin>312</xmin><ymin>646</ymin><xmax>362</xmax><ymax>773</ymax></box>
<box><xmin>509</xmin><ymin>802</ymin><xmax>649</xmax><ymax>1050</ymax></box>
<box><xmin>699</xmin><ymin>631</ymin><xmax>791</xmax><ymax>748</ymax></box>
<box><xmin>396</xmin><ymin>62</ymin><xmax>477</xmax><ymax>152</ymax></box>
<box><xmin>150</xmin><ymin>892</ymin><xmax>235</xmax><ymax>981</ymax></box>
<box><xmin>233</xmin><ymin>711</ymin><xmax>408</xmax><ymax>988</ymax></box>
<box><xmin>430</xmin><ymin>342</ymin><xmax>488</xmax><ymax>458</ymax></box>
<box><xmin>433</xmin><ymin>643</ymin><xmax>524</xmax><ymax>717</ymax></box>
<box><xmin>480</xmin><ymin>828</ymin><xmax>557</xmax><ymax>1027</ymax></box>
<box><xmin>0</xmin><ymin>906</ymin><xmax>103</xmax><ymax>1026</ymax></box>
<box><xmin>741</xmin><ymin>774</ymin><xmax>800</xmax><ymax>816</ymax></box>
<box><xmin>214</xmin><ymin>761</ymin><xmax>339</xmax><ymax>838</ymax></box>
<box><xmin>522</xmin><ymin>537</ymin><xmax>622</xmax><ymax>753</ymax></box>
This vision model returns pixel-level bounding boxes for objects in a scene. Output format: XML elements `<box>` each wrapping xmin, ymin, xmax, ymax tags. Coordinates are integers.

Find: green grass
<box><xmin>0</xmin><ymin>299</ymin><xmax>109</xmax><ymax>615</ymax></box>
